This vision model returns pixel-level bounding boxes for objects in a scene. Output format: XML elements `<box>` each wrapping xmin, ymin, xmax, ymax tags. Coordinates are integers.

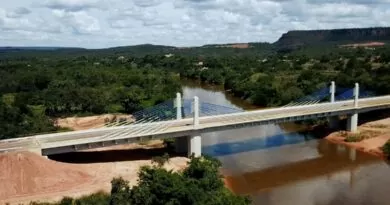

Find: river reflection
<box><xmin>182</xmin><ymin>81</ymin><xmax>390</xmax><ymax>205</ymax></box>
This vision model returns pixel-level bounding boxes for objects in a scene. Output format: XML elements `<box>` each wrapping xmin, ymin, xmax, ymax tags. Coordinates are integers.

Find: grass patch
<box><xmin>152</xmin><ymin>153</ymin><xmax>170</xmax><ymax>167</ymax></box>
<box><xmin>382</xmin><ymin>140</ymin><xmax>390</xmax><ymax>159</ymax></box>
<box><xmin>370</xmin><ymin>124</ymin><xmax>388</xmax><ymax>129</ymax></box>
<box><xmin>344</xmin><ymin>134</ymin><xmax>363</xmax><ymax>142</ymax></box>
<box><xmin>163</xmin><ymin>138</ymin><xmax>175</xmax><ymax>150</ymax></box>
<box><xmin>343</xmin><ymin>131</ymin><xmax>373</xmax><ymax>142</ymax></box>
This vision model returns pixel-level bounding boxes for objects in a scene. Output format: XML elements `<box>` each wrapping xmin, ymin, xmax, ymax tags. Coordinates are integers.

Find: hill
<box><xmin>1</xmin><ymin>27</ymin><xmax>390</xmax><ymax>57</ymax></box>
<box><xmin>274</xmin><ymin>27</ymin><xmax>390</xmax><ymax>50</ymax></box>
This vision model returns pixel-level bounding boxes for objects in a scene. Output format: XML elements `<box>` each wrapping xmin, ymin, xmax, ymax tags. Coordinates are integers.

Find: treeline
<box><xmin>29</xmin><ymin>156</ymin><xmax>251</xmax><ymax>205</ymax></box>
<box><xmin>0</xmin><ymin>56</ymin><xmax>181</xmax><ymax>139</ymax></box>
<box><xmin>131</xmin><ymin>46</ymin><xmax>390</xmax><ymax>106</ymax></box>
<box><xmin>2</xmin><ymin>45</ymin><xmax>390</xmax><ymax>139</ymax></box>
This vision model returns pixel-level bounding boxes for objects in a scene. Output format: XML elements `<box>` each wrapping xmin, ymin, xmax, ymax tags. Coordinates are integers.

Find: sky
<box><xmin>0</xmin><ymin>0</ymin><xmax>390</xmax><ymax>48</ymax></box>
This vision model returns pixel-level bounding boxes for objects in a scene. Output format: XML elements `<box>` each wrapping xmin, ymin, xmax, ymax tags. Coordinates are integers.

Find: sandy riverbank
<box><xmin>55</xmin><ymin>114</ymin><xmax>134</xmax><ymax>130</ymax></box>
<box><xmin>0</xmin><ymin>140</ymin><xmax>188</xmax><ymax>205</ymax></box>
<box><xmin>325</xmin><ymin>117</ymin><xmax>390</xmax><ymax>159</ymax></box>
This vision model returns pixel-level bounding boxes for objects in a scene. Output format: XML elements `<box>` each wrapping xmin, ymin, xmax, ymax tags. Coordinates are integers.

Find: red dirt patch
<box><xmin>340</xmin><ymin>41</ymin><xmax>385</xmax><ymax>48</ymax></box>
<box><xmin>56</xmin><ymin>114</ymin><xmax>133</xmax><ymax>131</ymax></box>
<box><xmin>216</xmin><ymin>43</ymin><xmax>249</xmax><ymax>49</ymax></box>
<box><xmin>0</xmin><ymin>152</ymin><xmax>92</xmax><ymax>201</ymax></box>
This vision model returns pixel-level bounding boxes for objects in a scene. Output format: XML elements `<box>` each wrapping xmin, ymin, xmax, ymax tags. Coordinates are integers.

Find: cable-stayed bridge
<box><xmin>1</xmin><ymin>82</ymin><xmax>390</xmax><ymax>157</ymax></box>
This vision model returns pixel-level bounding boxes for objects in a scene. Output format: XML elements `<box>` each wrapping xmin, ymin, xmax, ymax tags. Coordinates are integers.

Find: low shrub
<box><xmin>382</xmin><ymin>140</ymin><xmax>390</xmax><ymax>159</ymax></box>
<box><xmin>163</xmin><ymin>137</ymin><xmax>175</xmax><ymax>150</ymax></box>
<box><xmin>344</xmin><ymin>134</ymin><xmax>363</xmax><ymax>142</ymax></box>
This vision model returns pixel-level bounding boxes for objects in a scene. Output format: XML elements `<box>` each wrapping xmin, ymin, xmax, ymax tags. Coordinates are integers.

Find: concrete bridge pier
<box><xmin>174</xmin><ymin>135</ymin><xmax>201</xmax><ymax>157</ymax></box>
<box><xmin>347</xmin><ymin>112</ymin><xmax>358</xmax><ymax>132</ymax></box>
<box><xmin>174</xmin><ymin>94</ymin><xmax>202</xmax><ymax>157</ymax></box>
<box><xmin>189</xmin><ymin>135</ymin><xmax>201</xmax><ymax>157</ymax></box>
<box><xmin>189</xmin><ymin>96</ymin><xmax>202</xmax><ymax>157</ymax></box>
<box><xmin>347</xmin><ymin>83</ymin><xmax>359</xmax><ymax>133</ymax></box>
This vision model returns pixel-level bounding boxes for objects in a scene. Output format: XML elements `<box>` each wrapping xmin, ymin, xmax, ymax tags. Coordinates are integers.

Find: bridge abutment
<box><xmin>29</xmin><ymin>147</ymin><xmax>48</xmax><ymax>158</ymax></box>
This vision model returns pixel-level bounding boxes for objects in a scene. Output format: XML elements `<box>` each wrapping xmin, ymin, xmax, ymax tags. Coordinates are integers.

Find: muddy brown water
<box><xmin>182</xmin><ymin>80</ymin><xmax>390</xmax><ymax>205</ymax></box>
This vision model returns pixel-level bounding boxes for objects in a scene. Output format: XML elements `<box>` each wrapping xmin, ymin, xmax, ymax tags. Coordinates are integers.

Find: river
<box><xmin>181</xmin><ymin>80</ymin><xmax>390</xmax><ymax>205</ymax></box>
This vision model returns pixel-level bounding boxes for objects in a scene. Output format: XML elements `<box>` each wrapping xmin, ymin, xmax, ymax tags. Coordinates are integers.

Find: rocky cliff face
<box><xmin>275</xmin><ymin>27</ymin><xmax>390</xmax><ymax>49</ymax></box>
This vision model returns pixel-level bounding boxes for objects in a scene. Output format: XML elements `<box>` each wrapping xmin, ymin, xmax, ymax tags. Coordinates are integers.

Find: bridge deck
<box><xmin>1</xmin><ymin>95</ymin><xmax>390</xmax><ymax>155</ymax></box>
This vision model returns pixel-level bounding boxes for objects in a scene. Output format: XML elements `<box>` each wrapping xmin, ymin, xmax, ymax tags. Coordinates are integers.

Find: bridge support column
<box><xmin>347</xmin><ymin>112</ymin><xmax>358</xmax><ymax>132</ymax></box>
<box><xmin>188</xmin><ymin>96</ymin><xmax>201</xmax><ymax>157</ymax></box>
<box><xmin>347</xmin><ymin>83</ymin><xmax>359</xmax><ymax>133</ymax></box>
<box><xmin>189</xmin><ymin>135</ymin><xmax>201</xmax><ymax>157</ymax></box>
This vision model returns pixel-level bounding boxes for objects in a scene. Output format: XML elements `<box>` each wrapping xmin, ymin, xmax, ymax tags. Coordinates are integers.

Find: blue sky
<box><xmin>1</xmin><ymin>0</ymin><xmax>389</xmax><ymax>48</ymax></box>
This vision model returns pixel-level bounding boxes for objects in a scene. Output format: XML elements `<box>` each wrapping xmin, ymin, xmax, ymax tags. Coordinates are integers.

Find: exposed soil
<box><xmin>55</xmin><ymin>114</ymin><xmax>133</xmax><ymax>130</ymax></box>
<box><xmin>0</xmin><ymin>152</ymin><xmax>92</xmax><ymax>202</ymax></box>
<box><xmin>340</xmin><ymin>41</ymin><xmax>385</xmax><ymax>48</ymax></box>
<box><xmin>325</xmin><ymin>117</ymin><xmax>390</xmax><ymax>159</ymax></box>
<box><xmin>215</xmin><ymin>43</ymin><xmax>249</xmax><ymax>49</ymax></box>
<box><xmin>0</xmin><ymin>141</ymin><xmax>188</xmax><ymax>205</ymax></box>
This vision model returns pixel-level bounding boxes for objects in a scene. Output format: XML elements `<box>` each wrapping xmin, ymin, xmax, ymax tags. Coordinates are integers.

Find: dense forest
<box><xmin>1</xmin><ymin>30</ymin><xmax>390</xmax><ymax>139</ymax></box>
<box><xmin>0</xmin><ymin>56</ymin><xmax>181</xmax><ymax>139</ymax></box>
<box><xmin>30</xmin><ymin>155</ymin><xmax>251</xmax><ymax>205</ymax></box>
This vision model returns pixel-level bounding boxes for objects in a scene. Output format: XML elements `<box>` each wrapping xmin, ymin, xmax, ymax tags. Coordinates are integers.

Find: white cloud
<box><xmin>52</xmin><ymin>10</ymin><xmax>100</xmax><ymax>34</ymax></box>
<box><xmin>43</xmin><ymin>0</ymin><xmax>104</xmax><ymax>12</ymax></box>
<box><xmin>6</xmin><ymin>7</ymin><xmax>31</xmax><ymax>18</ymax></box>
<box><xmin>0</xmin><ymin>0</ymin><xmax>389</xmax><ymax>48</ymax></box>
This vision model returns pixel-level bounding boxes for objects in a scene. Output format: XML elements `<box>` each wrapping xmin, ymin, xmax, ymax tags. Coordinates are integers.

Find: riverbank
<box><xmin>325</xmin><ymin>117</ymin><xmax>390</xmax><ymax>159</ymax></box>
<box><xmin>0</xmin><ymin>140</ymin><xmax>188</xmax><ymax>205</ymax></box>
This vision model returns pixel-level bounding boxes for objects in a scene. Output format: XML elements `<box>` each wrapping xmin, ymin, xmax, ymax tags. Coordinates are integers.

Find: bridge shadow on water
<box><xmin>203</xmin><ymin>124</ymin><xmax>333</xmax><ymax>157</ymax></box>
<box><xmin>48</xmin><ymin>146</ymin><xmax>184</xmax><ymax>164</ymax></box>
